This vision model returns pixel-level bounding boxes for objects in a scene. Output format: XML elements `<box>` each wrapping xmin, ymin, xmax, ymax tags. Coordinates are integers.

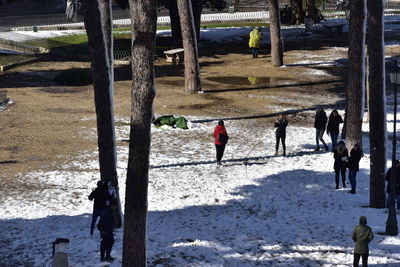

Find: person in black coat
<box><xmin>274</xmin><ymin>114</ymin><xmax>288</xmax><ymax>156</ymax></box>
<box><xmin>327</xmin><ymin>110</ymin><xmax>344</xmax><ymax>151</ymax></box>
<box><xmin>385</xmin><ymin>160</ymin><xmax>400</xmax><ymax>209</ymax></box>
<box><xmin>88</xmin><ymin>181</ymin><xmax>110</xmax><ymax>235</ymax></box>
<box><xmin>314</xmin><ymin>109</ymin><xmax>328</xmax><ymax>151</ymax></box>
<box><xmin>98</xmin><ymin>207</ymin><xmax>115</xmax><ymax>262</ymax></box>
<box><xmin>334</xmin><ymin>141</ymin><xmax>348</xmax><ymax>189</ymax></box>
<box><xmin>348</xmin><ymin>144</ymin><xmax>362</xmax><ymax>194</ymax></box>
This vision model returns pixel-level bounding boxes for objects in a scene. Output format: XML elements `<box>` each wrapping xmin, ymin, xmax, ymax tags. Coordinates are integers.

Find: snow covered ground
<box><xmin>1</xmin><ymin>106</ymin><xmax>400</xmax><ymax>266</ymax></box>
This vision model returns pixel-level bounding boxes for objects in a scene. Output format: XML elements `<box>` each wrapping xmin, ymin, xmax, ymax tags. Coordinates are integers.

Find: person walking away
<box><xmin>314</xmin><ymin>109</ymin><xmax>328</xmax><ymax>151</ymax></box>
<box><xmin>327</xmin><ymin>109</ymin><xmax>344</xmax><ymax>151</ymax></box>
<box><xmin>348</xmin><ymin>144</ymin><xmax>362</xmax><ymax>194</ymax></box>
<box><xmin>98</xmin><ymin>207</ymin><xmax>115</xmax><ymax>262</ymax></box>
<box><xmin>274</xmin><ymin>114</ymin><xmax>288</xmax><ymax>155</ymax></box>
<box><xmin>385</xmin><ymin>159</ymin><xmax>400</xmax><ymax>209</ymax></box>
<box><xmin>88</xmin><ymin>181</ymin><xmax>109</xmax><ymax>235</ymax></box>
<box><xmin>214</xmin><ymin>120</ymin><xmax>228</xmax><ymax>165</ymax></box>
<box><xmin>334</xmin><ymin>141</ymin><xmax>348</xmax><ymax>189</ymax></box>
<box><xmin>249</xmin><ymin>27</ymin><xmax>261</xmax><ymax>58</ymax></box>
<box><xmin>352</xmin><ymin>216</ymin><xmax>374</xmax><ymax>267</ymax></box>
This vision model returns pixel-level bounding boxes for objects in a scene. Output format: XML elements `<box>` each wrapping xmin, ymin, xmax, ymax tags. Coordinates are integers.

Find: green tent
<box><xmin>153</xmin><ymin>115</ymin><xmax>189</xmax><ymax>129</ymax></box>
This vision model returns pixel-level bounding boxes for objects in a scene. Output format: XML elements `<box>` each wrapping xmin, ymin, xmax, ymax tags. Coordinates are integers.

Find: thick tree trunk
<box><xmin>98</xmin><ymin>0</ymin><xmax>123</xmax><ymax>228</ymax></box>
<box><xmin>82</xmin><ymin>0</ymin><xmax>121</xmax><ymax>222</ymax></box>
<box><xmin>122</xmin><ymin>0</ymin><xmax>157</xmax><ymax>265</ymax></box>
<box><xmin>177</xmin><ymin>0</ymin><xmax>202</xmax><ymax>93</ymax></box>
<box><xmin>170</xmin><ymin>0</ymin><xmax>182</xmax><ymax>40</ymax></box>
<box><xmin>307</xmin><ymin>0</ymin><xmax>317</xmax><ymax>22</ymax></box>
<box><xmin>268</xmin><ymin>0</ymin><xmax>284</xmax><ymax>67</ymax></box>
<box><xmin>346</xmin><ymin>0</ymin><xmax>366</xmax><ymax>150</ymax></box>
<box><xmin>290</xmin><ymin>0</ymin><xmax>304</xmax><ymax>24</ymax></box>
<box><xmin>192</xmin><ymin>0</ymin><xmax>202</xmax><ymax>39</ymax></box>
<box><xmin>367</xmin><ymin>0</ymin><xmax>386</xmax><ymax>208</ymax></box>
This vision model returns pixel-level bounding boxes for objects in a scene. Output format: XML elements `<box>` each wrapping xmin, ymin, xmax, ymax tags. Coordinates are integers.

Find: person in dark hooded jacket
<box><xmin>352</xmin><ymin>216</ymin><xmax>374</xmax><ymax>267</ymax></box>
<box><xmin>274</xmin><ymin>114</ymin><xmax>288</xmax><ymax>156</ymax></box>
<box><xmin>327</xmin><ymin>110</ymin><xmax>343</xmax><ymax>151</ymax></box>
<box><xmin>89</xmin><ymin>181</ymin><xmax>110</xmax><ymax>235</ymax></box>
<box><xmin>333</xmin><ymin>141</ymin><xmax>348</xmax><ymax>189</ymax></box>
<box><xmin>214</xmin><ymin>120</ymin><xmax>228</xmax><ymax>165</ymax></box>
<box><xmin>348</xmin><ymin>144</ymin><xmax>362</xmax><ymax>194</ymax></box>
<box><xmin>385</xmin><ymin>160</ymin><xmax>400</xmax><ymax>209</ymax></box>
<box><xmin>98</xmin><ymin>207</ymin><xmax>115</xmax><ymax>262</ymax></box>
<box><xmin>314</xmin><ymin>109</ymin><xmax>328</xmax><ymax>151</ymax></box>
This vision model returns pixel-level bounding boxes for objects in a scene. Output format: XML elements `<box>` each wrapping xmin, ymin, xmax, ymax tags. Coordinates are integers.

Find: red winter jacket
<box><xmin>214</xmin><ymin>125</ymin><xmax>228</xmax><ymax>145</ymax></box>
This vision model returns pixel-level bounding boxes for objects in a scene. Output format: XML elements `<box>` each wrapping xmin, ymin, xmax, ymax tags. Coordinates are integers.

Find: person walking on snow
<box><xmin>88</xmin><ymin>181</ymin><xmax>110</xmax><ymax>235</ymax></box>
<box><xmin>249</xmin><ymin>27</ymin><xmax>261</xmax><ymax>58</ymax></box>
<box><xmin>314</xmin><ymin>109</ymin><xmax>328</xmax><ymax>151</ymax></box>
<box><xmin>352</xmin><ymin>216</ymin><xmax>374</xmax><ymax>267</ymax></box>
<box><xmin>334</xmin><ymin>141</ymin><xmax>348</xmax><ymax>189</ymax></box>
<box><xmin>274</xmin><ymin>114</ymin><xmax>288</xmax><ymax>156</ymax></box>
<box><xmin>348</xmin><ymin>143</ymin><xmax>362</xmax><ymax>194</ymax></box>
<box><xmin>98</xmin><ymin>207</ymin><xmax>115</xmax><ymax>262</ymax></box>
<box><xmin>385</xmin><ymin>159</ymin><xmax>400</xmax><ymax>209</ymax></box>
<box><xmin>327</xmin><ymin>109</ymin><xmax>343</xmax><ymax>151</ymax></box>
<box><xmin>214</xmin><ymin>120</ymin><xmax>228</xmax><ymax>165</ymax></box>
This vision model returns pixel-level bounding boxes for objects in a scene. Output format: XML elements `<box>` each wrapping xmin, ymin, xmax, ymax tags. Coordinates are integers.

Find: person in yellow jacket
<box><xmin>249</xmin><ymin>27</ymin><xmax>261</xmax><ymax>58</ymax></box>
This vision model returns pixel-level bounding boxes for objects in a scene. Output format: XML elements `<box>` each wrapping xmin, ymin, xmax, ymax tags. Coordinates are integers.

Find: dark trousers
<box><xmin>349</xmin><ymin>170</ymin><xmax>358</xmax><ymax>193</ymax></box>
<box><xmin>90</xmin><ymin>208</ymin><xmax>104</xmax><ymax>235</ymax></box>
<box><xmin>316</xmin><ymin>129</ymin><xmax>328</xmax><ymax>149</ymax></box>
<box><xmin>251</xmin><ymin>48</ymin><xmax>259</xmax><ymax>58</ymax></box>
<box><xmin>215</xmin><ymin>144</ymin><xmax>226</xmax><ymax>162</ymax></box>
<box><xmin>275</xmin><ymin>135</ymin><xmax>286</xmax><ymax>152</ymax></box>
<box><xmin>353</xmin><ymin>253</ymin><xmax>368</xmax><ymax>267</ymax></box>
<box><xmin>100</xmin><ymin>232</ymin><xmax>114</xmax><ymax>259</ymax></box>
<box><xmin>335</xmin><ymin>168</ymin><xmax>346</xmax><ymax>187</ymax></box>
<box><xmin>331</xmin><ymin>133</ymin><xmax>339</xmax><ymax>151</ymax></box>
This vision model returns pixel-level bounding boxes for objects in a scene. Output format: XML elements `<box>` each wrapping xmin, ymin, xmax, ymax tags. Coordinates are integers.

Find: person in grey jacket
<box><xmin>352</xmin><ymin>216</ymin><xmax>374</xmax><ymax>267</ymax></box>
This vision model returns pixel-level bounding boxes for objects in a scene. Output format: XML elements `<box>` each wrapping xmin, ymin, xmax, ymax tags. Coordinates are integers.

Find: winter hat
<box><xmin>218</xmin><ymin>120</ymin><xmax>224</xmax><ymax>126</ymax></box>
<box><xmin>359</xmin><ymin>216</ymin><xmax>367</xmax><ymax>225</ymax></box>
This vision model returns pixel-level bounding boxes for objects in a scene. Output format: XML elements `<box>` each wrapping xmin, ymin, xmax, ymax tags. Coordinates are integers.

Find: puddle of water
<box><xmin>206</xmin><ymin>76</ymin><xmax>293</xmax><ymax>86</ymax></box>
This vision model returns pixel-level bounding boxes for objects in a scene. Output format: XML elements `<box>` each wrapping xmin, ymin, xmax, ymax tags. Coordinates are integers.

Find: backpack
<box><xmin>219</xmin><ymin>133</ymin><xmax>228</xmax><ymax>145</ymax></box>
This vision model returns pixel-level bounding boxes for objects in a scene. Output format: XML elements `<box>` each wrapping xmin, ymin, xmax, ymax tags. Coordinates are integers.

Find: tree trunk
<box><xmin>192</xmin><ymin>0</ymin><xmax>202</xmax><ymax>39</ymax></box>
<box><xmin>307</xmin><ymin>0</ymin><xmax>317</xmax><ymax>22</ymax></box>
<box><xmin>98</xmin><ymin>0</ymin><xmax>123</xmax><ymax>228</ymax></box>
<box><xmin>346</xmin><ymin>0</ymin><xmax>366</xmax><ymax>150</ymax></box>
<box><xmin>268</xmin><ymin>0</ymin><xmax>284</xmax><ymax>67</ymax></box>
<box><xmin>367</xmin><ymin>0</ymin><xmax>386</xmax><ymax>208</ymax></box>
<box><xmin>122</xmin><ymin>0</ymin><xmax>157</xmax><ymax>265</ymax></box>
<box><xmin>177</xmin><ymin>0</ymin><xmax>202</xmax><ymax>93</ymax></box>
<box><xmin>170</xmin><ymin>0</ymin><xmax>182</xmax><ymax>40</ymax></box>
<box><xmin>81</xmin><ymin>0</ymin><xmax>121</xmax><ymax>222</ymax></box>
<box><xmin>290</xmin><ymin>0</ymin><xmax>305</xmax><ymax>24</ymax></box>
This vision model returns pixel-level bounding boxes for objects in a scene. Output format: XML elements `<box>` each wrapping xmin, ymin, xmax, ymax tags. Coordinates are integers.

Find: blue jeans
<box><xmin>90</xmin><ymin>208</ymin><xmax>105</xmax><ymax>235</ymax></box>
<box><xmin>331</xmin><ymin>133</ymin><xmax>339</xmax><ymax>151</ymax></box>
<box><xmin>386</xmin><ymin>194</ymin><xmax>400</xmax><ymax>209</ymax></box>
<box><xmin>349</xmin><ymin>171</ymin><xmax>357</xmax><ymax>193</ymax></box>
<box><xmin>252</xmin><ymin>48</ymin><xmax>259</xmax><ymax>57</ymax></box>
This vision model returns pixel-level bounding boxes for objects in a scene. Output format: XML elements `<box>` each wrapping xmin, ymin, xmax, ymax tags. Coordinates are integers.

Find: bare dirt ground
<box><xmin>0</xmin><ymin>33</ymin><xmax>399</xmax><ymax>195</ymax></box>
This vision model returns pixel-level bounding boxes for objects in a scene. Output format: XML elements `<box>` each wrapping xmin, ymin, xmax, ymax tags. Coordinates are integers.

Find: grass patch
<box><xmin>54</xmin><ymin>68</ymin><xmax>92</xmax><ymax>86</ymax></box>
<box><xmin>25</xmin><ymin>34</ymin><xmax>88</xmax><ymax>49</ymax></box>
<box><xmin>0</xmin><ymin>54</ymin><xmax>35</xmax><ymax>66</ymax></box>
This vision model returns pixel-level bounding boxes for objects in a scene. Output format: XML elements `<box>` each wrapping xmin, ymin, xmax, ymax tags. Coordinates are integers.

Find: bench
<box><xmin>164</xmin><ymin>48</ymin><xmax>184</xmax><ymax>63</ymax></box>
<box><xmin>322</xmin><ymin>23</ymin><xmax>345</xmax><ymax>34</ymax></box>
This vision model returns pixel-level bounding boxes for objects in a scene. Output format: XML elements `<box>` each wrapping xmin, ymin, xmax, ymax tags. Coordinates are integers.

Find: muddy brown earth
<box><xmin>0</xmin><ymin>34</ymin><xmax>399</xmax><ymax>195</ymax></box>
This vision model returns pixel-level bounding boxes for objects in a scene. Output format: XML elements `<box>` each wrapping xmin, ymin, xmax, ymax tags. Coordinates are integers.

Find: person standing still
<box><xmin>327</xmin><ymin>109</ymin><xmax>344</xmax><ymax>151</ymax></box>
<box><xmin>249</xmin><ymin>27</ymin><xmax>261</xmax><ymax>58</ymax></box>
<box><xmin>333</xmin><ymin>141</ymin><xmax>348</xmax><ymax>189</ymax></box>
<box><xmin>214</xmin><ymin>120</ymin><xmax>228</xmax><ymax>165</ymax></box>
<box><xmin>88</xmin><ymin>181</ymin><xmax>109</xmax><ymax>235</ymax></box>
<box><xmin>352</xmin><ymin>216</ymin><xmax>374</xmax><ymax>267</ymax></box>
<box><xmin>274</xmin><ymin>114</ymin><xmax>288</xmax><ymax>156</ymax></box>
<box><xmin>348</xmin><ymin>144</ymin><xmax>362</xmax><ymax>194</ymax></box>
<box><xmin>385</xmin><ymin>159</ymin><xmax>400</xmax><ymax>209</ymax></box>
<box><xmin>98</xmin><ymin>207</ymin><xmax>115</xmax><ymax>262</ymax></box>
<box><xmin>314</xmin><ymin>109</ymin><xmax>329</xmax><ymax>151</ymax></box>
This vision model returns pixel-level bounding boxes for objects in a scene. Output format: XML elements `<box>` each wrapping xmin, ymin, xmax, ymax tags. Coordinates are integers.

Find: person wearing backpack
<box><xmin>214</xmin><ymin>120</ymin><xmax>228</xmax><ymax>165</ymax></box>
<box><xmin>352</xmin><ymin>216</ymin><xmax>374</xmax><ymax>267</ymax></box>
<box><xmin>274</xmin><ymin>114</ymin><xmax>288</xmax><ymax>156</ymax></box>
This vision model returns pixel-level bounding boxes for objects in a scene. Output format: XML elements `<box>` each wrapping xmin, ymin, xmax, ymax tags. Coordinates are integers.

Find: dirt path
<box><xmin>0</xmin><ymin>36</ymin><xmax>398</xmax><ymax>193</ymax></box>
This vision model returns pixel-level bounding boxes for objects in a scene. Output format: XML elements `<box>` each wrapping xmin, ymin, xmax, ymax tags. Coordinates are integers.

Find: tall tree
<box><xmin>268</xmin><ymin>0</ymin><xmax>284</xmax><ymax>67</ymax></box>
<box><xmin>346</xmin><ymin>0</ymin><xmax>366</xmax><ymax>150</ymax></box>
<box><xmin>81</xmin><ymin>0</ymin><xmax>122</xmax><ymax>225</ymax></box>
<box><xmin>307</xmin><ymin>0</ymin><xmax>317</xmax><ymax>23</ymax></box>
<box><xmin>367</xmin><ymin>0</ymin><xmax>387</xmax><ymax>208</ymax></box>
<box><xmin>177</xmin><ymin>0</ymin><xmax>202</xmax><ymax>92</ymax></box>
<box><xmin>122</xmin><ymin>0</ymin><xmax>157</xmax><ymax>265</ymax></box>
<box><xmin>290</xmin><ymin>0</ymin><xmax>304</xmax><ymax>24</ymax></box>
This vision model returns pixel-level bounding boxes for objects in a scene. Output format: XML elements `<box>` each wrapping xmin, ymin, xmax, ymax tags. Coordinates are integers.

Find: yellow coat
<box><xmin>249</xmin><ymin>29</ymin><xmax>261</xmax><ymax>48</ymax></box>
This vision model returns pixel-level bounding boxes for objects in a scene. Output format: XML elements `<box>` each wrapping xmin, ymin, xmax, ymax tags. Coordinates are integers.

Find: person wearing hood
<box><xmin>333</xmin><ymin>141</ymin><xmax>348</xmax><ymax>189</ymax></box>
<box><xmin>249</xmin><ymin>27</ymin><xmax>261</xmax><ymax>58</ymax></box>
<box><xmin>314</xmin><ymin>109</ymin><xmax>329</xmax><ymax>151</ymax></box>
<box><xmin>327</xmin><ymin>110</ymin><xmax>344</xmax><ymax>151</ymax></box>
<box><xmin>214</xmin><ymin>120</ymin><xmax>228</xmax><ymax>165</ymax></box>
<box><xmin>352</xmin><ymin>216</ymin><xmax>374</xmax><ymax>267</ymax></box>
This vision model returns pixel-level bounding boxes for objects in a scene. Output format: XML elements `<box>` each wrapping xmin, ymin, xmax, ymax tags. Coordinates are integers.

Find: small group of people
<box><xmin>88</xmin><ymin>180</ymin><xmax>117</xmax><ymax>262</ymax></box>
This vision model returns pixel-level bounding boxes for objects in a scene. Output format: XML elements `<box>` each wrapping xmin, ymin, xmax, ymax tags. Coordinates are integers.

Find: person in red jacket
<box><xmin>214</xmin><ymin>120</ymin><xmax>229</xmax><ymax>165</ymax></box>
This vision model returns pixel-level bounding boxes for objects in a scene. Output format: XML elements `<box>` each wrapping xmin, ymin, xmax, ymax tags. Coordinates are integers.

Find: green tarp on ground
<box><xmin>153</xmin><ymin>115</ymin><xmax>189</xmax><ymax>129</ymax></box>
